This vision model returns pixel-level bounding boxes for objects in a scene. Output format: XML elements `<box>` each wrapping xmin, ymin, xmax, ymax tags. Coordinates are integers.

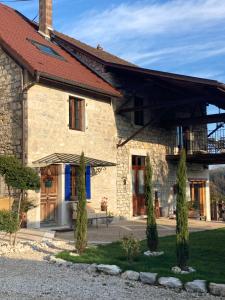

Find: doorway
<box><xmin>190</xmin><ymin>180</ymin><xmax>206</xmax><ymax>216</ymax></box>
<box><xmin>40</xmin><ymin>165</ymin><xmax>58</xmax><ymax>225</ymax></box>
<box><xmin>132</xmin><ymin>155</ymin><xmax>146</xmax><ymax>216</ymax></box>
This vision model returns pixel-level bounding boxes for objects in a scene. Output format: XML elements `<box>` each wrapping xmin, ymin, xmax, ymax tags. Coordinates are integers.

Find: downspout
<box><xmin>21</xmin><ymin>70</ymin><xmax>39</xmax><ymax>165</ymax></box>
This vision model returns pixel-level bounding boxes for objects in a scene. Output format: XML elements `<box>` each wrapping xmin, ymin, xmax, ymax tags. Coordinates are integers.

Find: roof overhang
<box><xmin>32</xmin><ymin>153</ymin><xmax>116</xmax><ymax>167</ymax></box>
<box><xmin>106</xmin><ymin>62</ymin><xmax>223</xmax><ymax>87</ymax></box>
<box><xmin>167</xmin><ymin>153</ymin><xmax>225</xmax><ymax>165</ymax></box>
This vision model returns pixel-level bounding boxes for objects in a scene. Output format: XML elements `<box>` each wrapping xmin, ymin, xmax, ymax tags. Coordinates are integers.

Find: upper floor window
<box><xmin>134</xmin><ymin>96</ymin><xmax>144</xmax><ymax>126</ymax></box>
<box><xmin>69</xmin><ymin>97</ymin><xmax>85</xmax><ymax>131</ymax></box>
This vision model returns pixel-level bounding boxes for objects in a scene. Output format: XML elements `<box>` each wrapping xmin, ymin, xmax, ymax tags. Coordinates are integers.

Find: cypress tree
<box><xmin>75</xmin><ymin>152</ymin><xmax>87</xmax><ymax>254</ymax></box>
<box><xmin>145</xmin><ymin>154</ymin><xmax>158</xmax><ymax>251</ymax></box>
<box><xmin>176</xmin><ymin>149</ymin><xmax>189</xmax><ymax>270</ymax></box>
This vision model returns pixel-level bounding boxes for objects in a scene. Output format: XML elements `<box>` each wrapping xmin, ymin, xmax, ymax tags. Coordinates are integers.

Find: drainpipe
<box><xmin>21</xmin><ymin>70</ymin><xmax>39</xmax><ymax>165</ymax></box>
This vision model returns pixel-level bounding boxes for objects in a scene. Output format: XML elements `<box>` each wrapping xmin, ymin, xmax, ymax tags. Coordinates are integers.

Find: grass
<box><xmin>57</xmin><ymin>228</ymin><xmax>225</xmax><ymax>283</ymax></box>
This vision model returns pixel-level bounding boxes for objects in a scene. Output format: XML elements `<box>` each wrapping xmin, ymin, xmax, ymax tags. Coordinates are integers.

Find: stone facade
<box><xmin>0</xmin><ymin>47</ymin><xmax>23</xmax><ymax>159</ymax></box>
<box><xmin>26</xmin><ymin>84</ymin><xmax>118</xmax><ymax>227</ymax></box>
<box><xmin>0</xmin><ymin>47</ymin><xmax>23</xmax><ymax>197</ymax></box>
<box><xmin>0</xmin><ymin>46</ymin><xmax>211</xmax><ymax>226</ymax></box>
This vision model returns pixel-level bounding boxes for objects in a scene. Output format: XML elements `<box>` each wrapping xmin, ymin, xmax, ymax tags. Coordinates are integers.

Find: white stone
<box><xmin>140</xmin><ymin>272</ymin><xmax>157</xmax><ymax>285</ymax></box>
<box><xmin>187</xmin><ymin>267</ymin><xmax>196</xmax><ymax>273</ymax></box>
<box><xmin>121</xmin><ymin>270</ymin><xmax>140</xmax><ymax>281</ymax></box>
<box><xmin>185</xmin><ymin>280</ymin><xmax>207</xmax><ymax>293</ymax></box>
<box><xmin>69</xmin><ymin>252</ymin><xmax>79</xmax><ymax>257</ymax></box>
<box><xmin>97</xmin><ymin>264</ymin><xmax>121</xmax><ymax>276</ymax></box>
<box><xmin>144</xmin><ymin>250</ymin><xmax>164</xmax><ymax>257</ymax></box>
<box><xmin>158</xmin><ymin>277</ymin><xmax>182</xmax><ymax>289</ymax></box>
<box><xmin>209</xmin><ymin>283</ymin><xmax>225</xmax><ymax>297</ymax></box>
<box><xmin>171</xmin><ymin>266</ymin><xmax>196</xmax><ymax>274</ymax></box>
<box><xmin>171</xmin><ymin>266</ymin><xmax>181</xmax><ymax>274</ymax></box>
<box><xmin>87</xmin><ymin>263</ymin><xmax>98</xmax><ymax>274</ymax></box>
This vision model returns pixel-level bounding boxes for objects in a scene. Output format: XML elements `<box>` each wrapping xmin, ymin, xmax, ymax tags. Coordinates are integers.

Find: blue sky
<box><xmin>3</xmin><ymin>0</ymin><xmax>225</xmax><ymax>85</ymax></box>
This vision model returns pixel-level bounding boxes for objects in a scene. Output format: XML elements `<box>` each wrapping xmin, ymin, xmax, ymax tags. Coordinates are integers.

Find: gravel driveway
<box><xmin>0</xmin><ymin>240</ymin><xmax>222</xmax><ymax>300</ymax></box>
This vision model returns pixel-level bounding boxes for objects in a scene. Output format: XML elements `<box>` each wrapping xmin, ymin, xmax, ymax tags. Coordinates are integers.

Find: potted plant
<box><xmin>101</xmin><ymin>197</ymin><xmax>108</xmax><ymax>212</ymax></box>
<box><xmin>188</xmin><ymin>200</ymin><xmax>200</xmax><ymax>219</ymax></box>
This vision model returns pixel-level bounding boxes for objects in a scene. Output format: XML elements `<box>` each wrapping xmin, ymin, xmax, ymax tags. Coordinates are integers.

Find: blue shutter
<box><xmin>86</xmin><ymin>166</ymin><xmax>91</xmax><ymax>200</ymax></box>
<box><xmin>65</xmin><ymin>164</ymin><xmax>71</xmax><ymax>201</ymax></box>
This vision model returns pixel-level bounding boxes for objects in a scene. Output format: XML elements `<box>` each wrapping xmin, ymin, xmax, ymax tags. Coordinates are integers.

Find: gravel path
<box><xmin>0</xmin><ymin>240</ymin><xmax>223</xmax><ymax>300</ymax></box>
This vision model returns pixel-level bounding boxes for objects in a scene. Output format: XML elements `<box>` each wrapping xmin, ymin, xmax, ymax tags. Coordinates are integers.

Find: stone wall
<box><xmin>0</xmin><ymin>47</ymin><xmax>23</xmax><ymax>197</ymax></box>
<box><xmin>26</xmin><ymin>84</ymin><xmax>118</xmax><ymax>227</ymax></box>
<box><xmin>51</xmin><ymin>49</ymin><xmax>211</xmax><ymax>220</ymax></box>
<box><xmin>0</xmin><ymin>47</ymin><xmax>23</xmax><ymax>159</ymax></box>
<box><xmin>115</xmin><ymin>98</ymin><xmax>175</xmax><ymax>218</ymax></box>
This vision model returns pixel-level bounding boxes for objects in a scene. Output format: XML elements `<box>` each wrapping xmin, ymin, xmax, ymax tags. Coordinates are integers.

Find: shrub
<box><xmin>121</xmin><ymin>235</ymin><xmax>140</xmax><ymax>262</ymax></box>
<box><xmin>75</xmin><ymin>152</ymin><xmax>88</xmax><ymax>254</ymax></box>
<box><xmin>0</xmin><ymin>155</ymin><xmax>40</xmax><ymax>245</ymax></box>
<box><xmin>145</xmin><ymin>154</ymin><xmax>158</xmax><ymax>251</ymax></box>
<box><xmin>176</xmin><ymin>149</ymin><xmax>189</xmax><ymax>270</ymax></box>
<box><xmin>0</xmin><ymin>210</ymin><xmax>19</xmax><ymax>235</ymax></box>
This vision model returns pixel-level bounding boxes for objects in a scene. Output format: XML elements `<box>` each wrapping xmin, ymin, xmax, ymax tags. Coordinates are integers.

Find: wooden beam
<box><xmin>208</xmin><ymin>123</ymin><xmax>224</xmax><ymax>137</ymax></box>
<box><xmin>164</xmin><ymin>113</ymin><xmax>225</xmax><ymax>126</ymax></box>
<box><xmin>117</xmin><ymin>97</ymin><xmax>206</xmax><ymax>114</ymax></box>
<box><xmin>117</xmin><ymin>119</ymin><xmax>156</xmax><ymax>147</ymax></box>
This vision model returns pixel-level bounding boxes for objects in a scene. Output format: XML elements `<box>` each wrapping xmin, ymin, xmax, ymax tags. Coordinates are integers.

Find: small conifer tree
<box><xmin>145</xmin><ymin>154</ymin><xmax>158</xmax><ymax>251</ymax></box>
<box><xmin>176</xmin><ymin>149</ymin><xmax>189</xmax><ymax>269</ymax></box>
<box><xmin>75</xmin><ymin>152</ymin><xmax>87</xmax><ymax>254</ymax></box>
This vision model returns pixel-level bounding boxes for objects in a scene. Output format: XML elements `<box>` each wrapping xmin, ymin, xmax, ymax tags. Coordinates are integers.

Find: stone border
<box><xmin>48</xmin><ymin>257</ymin><xmax>225</xmax><ymax>297</ymax></box>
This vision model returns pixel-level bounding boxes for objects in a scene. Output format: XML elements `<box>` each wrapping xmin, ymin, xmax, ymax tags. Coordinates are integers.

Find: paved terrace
<box><xmin>0</xmin><ymin>218</ymin><xmax>224</xmax><ymax>244</ymax></box>
<box><xmin>55</xmin><ymin>218</ymin><xmax>225</xmax><ymax>244</ymax></box>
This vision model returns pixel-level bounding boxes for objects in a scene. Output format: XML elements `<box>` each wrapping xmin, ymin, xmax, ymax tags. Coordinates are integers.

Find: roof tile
<box><xmin>0</xmin><ymin>4</ymin><xmax>120</xmax><ymax>97</ymax></box>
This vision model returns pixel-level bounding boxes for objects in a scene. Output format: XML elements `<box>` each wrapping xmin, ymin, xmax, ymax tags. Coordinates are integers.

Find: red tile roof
<box><xmin>0</xmin><ymin>4</ymin><xmax>120</xmax><ymax>97</ymax></box>
<box><xmin>54</xmin><ymin>31</ymin><xmax>136</xmax><ymax>67</ymax></box>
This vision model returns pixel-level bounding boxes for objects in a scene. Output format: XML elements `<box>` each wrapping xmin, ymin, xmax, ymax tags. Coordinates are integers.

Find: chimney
<box><xmin>39</xmin><ymin>0</ymin><xmax>53</xmax><ymax>39</ymax></box>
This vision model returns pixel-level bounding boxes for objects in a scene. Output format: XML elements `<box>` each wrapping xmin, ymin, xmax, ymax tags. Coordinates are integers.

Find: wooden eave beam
<box><xmin>117</xmin><ymin>97</ymin><xmax>206</xmax><ymax>114</ymax></box>
<box><xmin>163</xmin><ymin>112</ymin><xmax>225</xmax><ymax>126</ymax></box>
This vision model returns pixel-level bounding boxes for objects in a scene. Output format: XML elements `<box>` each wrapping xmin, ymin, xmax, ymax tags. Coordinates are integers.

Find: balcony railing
<box><xmin>167</xmin><ymin>128</ymin><xmax>225</xmax><ymax>155</ymax></box>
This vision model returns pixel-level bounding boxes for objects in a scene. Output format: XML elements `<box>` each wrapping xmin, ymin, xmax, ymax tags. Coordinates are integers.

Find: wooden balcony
<box><xmin>166</xmin><ymin>128</ymin><xmax>225</xmax><ymax>164</ymax></box>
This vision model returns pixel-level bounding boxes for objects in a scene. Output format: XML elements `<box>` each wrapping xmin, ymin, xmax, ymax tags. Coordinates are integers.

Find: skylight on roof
<box><xmin>29</xmin><ymin>39</ymin><xmax>65</xmax><ymax>60</ymax></box>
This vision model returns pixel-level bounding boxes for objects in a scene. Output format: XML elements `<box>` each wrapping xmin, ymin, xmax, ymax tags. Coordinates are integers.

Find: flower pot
<box><xmin>188</xmin><ymin>209</ymin><xmax>200</xmax><ymax>219</ymax></box>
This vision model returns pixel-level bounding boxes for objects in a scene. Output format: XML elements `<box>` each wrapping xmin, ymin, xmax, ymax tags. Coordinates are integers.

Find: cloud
<box><xmin>63</xmin><ymin>0</ymin><xmax>225</xmax><ymax>81</ymax></box>
<box><xmin>67</xmin><ymin>0</ymin><xmax>225</xmax><ymax>44</ymax></box>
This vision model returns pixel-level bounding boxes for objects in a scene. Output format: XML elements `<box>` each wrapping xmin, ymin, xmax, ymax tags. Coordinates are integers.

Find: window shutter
<box><xmin>65</xmin><ymin>164</ymin><xmax>71</xmax><ymax>201</ymax></box>
<box><xmin>85</xmin><ymin>166</ymin><xmax>91</xmax><ymax>200</ymax></box>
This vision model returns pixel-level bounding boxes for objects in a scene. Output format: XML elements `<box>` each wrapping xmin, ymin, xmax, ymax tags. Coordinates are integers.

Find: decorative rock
<box><xmin>171</xmin><ymin>266</ymin><xmax>196</xmax><ymax>274</ymax></box>
<box><xmin>122</xmin><ymin>270</ymin><xmax>140</xmax><ymax>281</ymax></box>
<box><xmin>87</xmin><ymin>263</ymin><xmax>98</xmax><ymax>274</ymax></box>
<box><xmin>171</xmin><ymin>266</ymin><xmax>181</xmax><ymax>274</ymax></box>
<box><xmin>48</xmin><ymin>256</ymin><xmax>73</xmax><ymax>266</ymax></box>
<box><xmin>144</xmin><ymin>250</ymin><xmax>164</xmax><ymax>257</ymax></box>
<box><xmin>185</xmin><ymin>280</ymin><xmax>207</xmax><ymax>293</ymax></box>
<box><xmin>187</xmin><ymin>267</ymin><xmax>196</xmax><ymax>273</ymax></box>
<box><xmin>97</xmin><ymin>264</ymin><xmax>121</xmax><ymax>276</ymax></box>
<box><xmin>209</xmin><ymin>283</ymin><xmax>225</xmax><ymax>297</ymax></box>
<box><xmin>158</xmin><ymin>277</ymin><xmax>182</xmax><ymax>289</ymax></box>
<box><xmin>140</xmin><ymin>272</ymin><xmax>157</xmax><ymax>285</ymax></box>
<box><xmin>69</xmin><ymin>252</ymin><xmax>79</xmax><ymax>257</ymax></box>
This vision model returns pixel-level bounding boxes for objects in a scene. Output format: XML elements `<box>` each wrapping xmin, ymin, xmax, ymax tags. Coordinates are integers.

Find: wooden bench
<box><xmin>72</xmin><ymin>202</ymin><xmax>112</xmax><ymax>228</ymax></box>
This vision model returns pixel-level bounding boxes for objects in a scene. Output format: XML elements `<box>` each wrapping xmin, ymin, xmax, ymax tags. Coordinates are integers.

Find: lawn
<box><xmin>57</xmin><ymin>228</ymin><xmax>225</xmax><ymax>283</ymax></box>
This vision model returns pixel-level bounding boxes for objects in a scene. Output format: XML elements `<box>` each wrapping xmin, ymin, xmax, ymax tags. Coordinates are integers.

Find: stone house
<box><xmin>1</xmin><ymin>1</ymin><xmax>225</xmax><ymax>228</ymax></box>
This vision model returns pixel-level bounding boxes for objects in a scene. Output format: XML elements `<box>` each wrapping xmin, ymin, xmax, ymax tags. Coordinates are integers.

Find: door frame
<box><xmin>40</xmin><ymin>164</ymin><xmax>59</xmax><ymax>225</ymax></box>
<box><xmin>189</xmin><ymin>179</ymin><xmax>206</xmax><ymax>216</ymax></box>
<box><xmin>132</xmin><ymin>155</ymin><xmax>146</xmax><ymax>216</ymax></box>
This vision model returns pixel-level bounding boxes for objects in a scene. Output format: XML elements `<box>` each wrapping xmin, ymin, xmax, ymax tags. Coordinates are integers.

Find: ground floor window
<box><xmin>65</xmin><ymin>164</ymin><xmax>91</xmax><ymax>201</ymax></box>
